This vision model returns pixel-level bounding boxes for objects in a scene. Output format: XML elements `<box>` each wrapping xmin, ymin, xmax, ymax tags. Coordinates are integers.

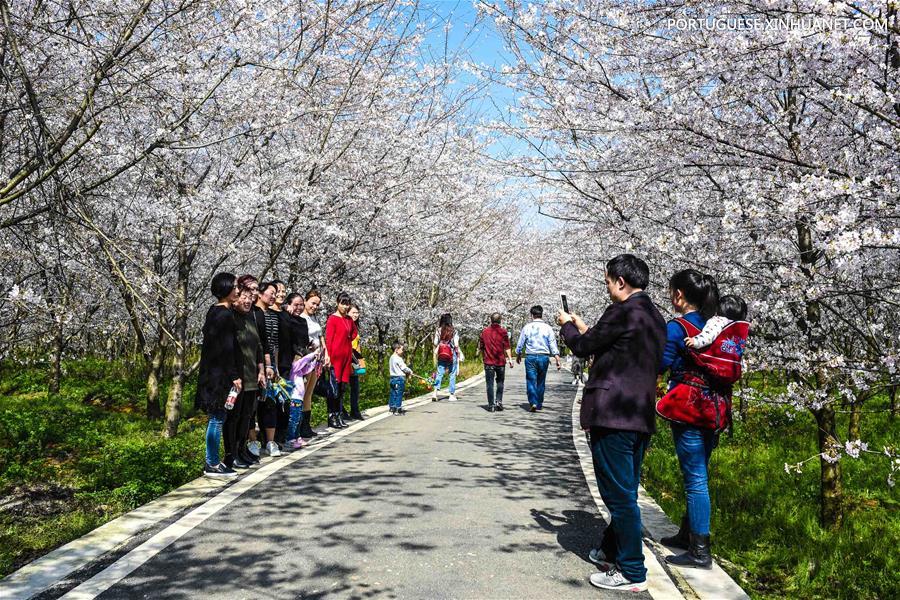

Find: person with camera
<box><xmin>557</xmin><ymin>254</ymin><xmax>667</xmax><ymax>593</ymax></box>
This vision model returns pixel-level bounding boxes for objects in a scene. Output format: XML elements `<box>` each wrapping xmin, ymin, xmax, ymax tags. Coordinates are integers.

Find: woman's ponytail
<box><xmin>700</xmin><ymin>274</ymin><xmax>720</xmax><ymax>320</ymax></box>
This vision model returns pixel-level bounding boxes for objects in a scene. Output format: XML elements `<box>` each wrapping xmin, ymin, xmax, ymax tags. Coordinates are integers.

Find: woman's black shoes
<box><xmin>350</xmin><ymin>410</ymin><xmax>364</xmax><ymax>421</ymax></box>
<box><xmin>665</xmin><ymin>533</ymin><xmax>712</xmax><ymax>569</ymax></box>
<box><xmin>300</xmin><ymin>411</ymin><xmax>317</xmax><ymax>437</ymax></box>
<box><xmin>660</xmin><ymin>515</ymin><xmax>690</xmax><ymax>550</ymax></box>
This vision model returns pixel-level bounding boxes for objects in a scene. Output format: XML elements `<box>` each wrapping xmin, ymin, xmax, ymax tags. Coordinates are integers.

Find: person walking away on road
<box><xmin>657</xmin><ymin>270</ymin><xmax>729</xmax><ymax>570</ymax></box>
<box><xmin>389</xmin><ymin>341</ymin><xmax>415</xmax><ymax>415</ymax></box>
<box><xmin>478</xmin><ymin>313</ymin><xmax>513</xmax><ymax>412</ymax></box>
<box><xmin>197</xmin><ymin>272</ymin><xmax>242</xmax><ymax>479</ymax></box>
<box><xmin>299</xmin><ymin>290</ymin><xmax>325</xmax><ymax>438</ymax></box>
<box><xmin>558</xmin><ymin>254</ymin><xmax>667</xmax><ymax>592</ymax></box>
<box><xmin>229</xmin><ymin>281</ymin><xmax>267</xmax><ymax>470</ymax></box>
<box><xmin>347</xmin><ymin>304</ymin><xmax>365</xmax><ymax>420</ymax></box>
<box><xmin>325</xmin><ymin>292</ymin><xmax>356</xmax><ymax>429</ymax></box>
<box><xmin>515</xmin><ymin>305</ymin><xmax>561</xmax><ymax>412</ymax></box>
<box><xmin>432</xmin><ymin>313</ymin><xmax>464</xmax><ymax>402</ymax></box>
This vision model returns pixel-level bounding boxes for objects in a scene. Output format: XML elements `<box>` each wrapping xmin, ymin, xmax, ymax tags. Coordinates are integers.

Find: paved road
<box><xmin>91</xmin><ymin>365</ymin><xmax>650</xmax><ymax>599</ymax></box>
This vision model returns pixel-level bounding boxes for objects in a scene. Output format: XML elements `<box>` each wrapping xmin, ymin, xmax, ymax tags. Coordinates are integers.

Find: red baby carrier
<box><xmin>656</xmin><ymin>318</ymin><xmax>749</xmax><ymax>432</ymax></box>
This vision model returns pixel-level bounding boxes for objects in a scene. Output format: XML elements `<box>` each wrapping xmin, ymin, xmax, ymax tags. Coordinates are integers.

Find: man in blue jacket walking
<box><xmin>558</xmin><ymin>254</ymin><xmax>667</xmax><ymax>593</ymax></box>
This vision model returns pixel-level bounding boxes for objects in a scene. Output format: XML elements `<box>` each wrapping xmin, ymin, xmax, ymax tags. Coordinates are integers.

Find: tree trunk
<box><xmin>145</xmin><ymin>337</ymin><xmax>167</xmax><ymax>418</ymax></box>
<box><xmin>813</xmin><ymin>405</ymin><xmax>843</xmax><ymax>529</ymax></box>
<box><xmin>164</xmin><ymin>226</ymin><xmax>190</xmax><ymax>438</ymax></box>
<box><xmin>890</xmin><ymin>384</ymin><xmax>898</xmax><ymax>421</ymax></box>
<box><xmin>847</xmin><ymin>400</ymin><xmax>861</xmax><ymax>442</ymax></box>
<box><xmin>48</xmin><ymin>322</ymin><xmax>63</xmax><ymax>394</ymax></box>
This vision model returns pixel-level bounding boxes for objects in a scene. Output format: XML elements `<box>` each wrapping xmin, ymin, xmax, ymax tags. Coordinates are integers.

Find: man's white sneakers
<box><xmin>589</xmin><ymin>568</ymin><xmax>647</xmax><ymax>592</ymax></box>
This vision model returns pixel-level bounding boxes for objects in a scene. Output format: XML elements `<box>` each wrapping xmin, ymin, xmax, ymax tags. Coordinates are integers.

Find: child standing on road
<box><xmin>389</xmin><ymin>341</ymin><xmax>413</xmax><ymax>415</ymax></box>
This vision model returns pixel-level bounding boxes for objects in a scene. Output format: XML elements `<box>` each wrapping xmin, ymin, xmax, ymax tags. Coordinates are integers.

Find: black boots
<box><xmin>328</xmin><ymin>412</ymin><xmax>348</xmax><ymax>429</ymax></box>
<box><xmin>299</xmin><ymin>411</ymin><xmax>316</xmax><ymax>438</ymax></box>
<box><xmin>660</xmin><ymin>514</ymin><xmax>690</xmax><ymax>550</ymax></box>
<box><xmin>665</xmin><ymin>533</ymin><xmax>712</xmax><ymax>569</ymax></box>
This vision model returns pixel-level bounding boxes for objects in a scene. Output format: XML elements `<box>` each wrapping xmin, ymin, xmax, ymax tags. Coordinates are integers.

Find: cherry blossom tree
<box><xmin>486</xmin><ymin>0</ymin><xmax>900</xmax><ymax>528</ymax></box>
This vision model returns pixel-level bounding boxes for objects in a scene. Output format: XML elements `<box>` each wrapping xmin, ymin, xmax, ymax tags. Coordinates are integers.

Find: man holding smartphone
<box><xmin>515</xmin><ymin>305</ymin><xmax>561</xmax><ymax>412</ymax></box>
<box><xmin>557</xmin><ymin>254</ymin><xmax>667</xmax><ymax>593</ymax></box>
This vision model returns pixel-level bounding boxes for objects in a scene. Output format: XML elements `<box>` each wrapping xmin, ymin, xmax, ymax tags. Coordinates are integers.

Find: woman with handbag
<box><xmin>658</xmin><ymin>269</ymin><xmax>719</xmax><ymax>569</ymax></box>
<box><xmin>324</xmin><ymin>292</ymin><xmax>355</xmax><ymax>429</ymax></box>
<box><xmin>347</xmin><ymin>304</ymin><xmax>365</xmax><ymax>421</ymax></box>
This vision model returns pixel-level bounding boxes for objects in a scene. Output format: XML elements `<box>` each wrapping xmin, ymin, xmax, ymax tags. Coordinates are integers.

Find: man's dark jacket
<box><xmin>561</xmin><ymin>292</ymin><xmax>667</xmax><ymax>433</ymax></box>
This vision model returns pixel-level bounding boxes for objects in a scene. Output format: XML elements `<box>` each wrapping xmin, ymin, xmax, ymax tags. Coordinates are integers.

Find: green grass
<box><xmin>642</xmin><ymin>394</ymin><xmax>900</xmax><ymax>599</ymax></box>
<box><xmin>0</xmin><ymin>349</ymin><xmax>479</xmax><ymax>577</ymax></box>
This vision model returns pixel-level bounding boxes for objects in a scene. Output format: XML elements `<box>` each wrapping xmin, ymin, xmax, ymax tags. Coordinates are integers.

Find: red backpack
<box><xmin>656</xmin><ymin>318</ymin><xmax>750</xmax><ymax>432</ymax></box>
<box><xmin>437</xmin><ymin>328</ymin><xmax>456</xmax><ymax>364</ymax></box>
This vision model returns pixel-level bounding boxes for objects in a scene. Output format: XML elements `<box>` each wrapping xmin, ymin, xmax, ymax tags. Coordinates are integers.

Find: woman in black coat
<box><xmin>197</xmin><ymin>272</ymin><xmax>242</xmax><ymax>478</ymax></box>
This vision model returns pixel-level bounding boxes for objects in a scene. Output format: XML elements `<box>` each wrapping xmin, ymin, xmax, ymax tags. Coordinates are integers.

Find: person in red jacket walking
<box><xmin>478</xmin><ymin>313</ymin><xmax>513</xmax><ymax>412</ymax></box>
<box><xmin>325</xmin><ymin>292</ymin><xmax>356</xmax><ymax>429</ymax></box>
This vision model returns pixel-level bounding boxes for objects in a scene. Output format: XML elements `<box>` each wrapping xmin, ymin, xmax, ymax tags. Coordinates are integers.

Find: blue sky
<box><xmin>418</xmin><ymin>1</ymin><xmax>557</xmax><ymax>230</ymax></box>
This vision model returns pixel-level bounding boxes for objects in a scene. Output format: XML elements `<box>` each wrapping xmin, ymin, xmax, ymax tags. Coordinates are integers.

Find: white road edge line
<box><xmin>55</xmin><ymin>373</ymin><xmax>485</xmax><ymax>600</ymax></box>
<box><xmin>569</xmin><ymin>381</ymin><xmax>685</xmax><ymax>600</ymax></box>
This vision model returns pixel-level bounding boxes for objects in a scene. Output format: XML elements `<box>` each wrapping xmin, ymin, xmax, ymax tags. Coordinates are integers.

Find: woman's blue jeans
<box><xmin>433</xmin><ymin>357</ymin><xmax>457</xmax><ymax>394</ymax></box>
<box><xmin>205</xmin><ymin>410</ymin><xmax>226</xmax><ymax>466</ymax></box>
<box><xmin>671</xmin><ymin>424</ymin><xmax>719</xmax><ymax>535</ymax></box>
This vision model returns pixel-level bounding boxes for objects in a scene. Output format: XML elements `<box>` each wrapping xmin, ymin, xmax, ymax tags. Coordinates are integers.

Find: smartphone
<box><xmin>560</xmin><ymin>293</ymin><xmax>570</xmax><ymax>313</ymax></box>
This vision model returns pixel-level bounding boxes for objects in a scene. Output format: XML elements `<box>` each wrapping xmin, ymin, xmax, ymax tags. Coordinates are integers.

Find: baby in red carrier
<box><xmin>657</xmin><ymin>295</ymin><xmax>749</xmax><ymax>432</ymax></box>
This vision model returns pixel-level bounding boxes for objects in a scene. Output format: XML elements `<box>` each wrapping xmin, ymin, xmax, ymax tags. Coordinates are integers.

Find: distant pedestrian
<box><xmin>388</xmin><ymin>341</ymin><xmax>413</xmax><ymax>415</ymax></box>
<box><xmin>558</xmin><ymin>254</ymin><xmax>667</xmax><ymax>593</ymax></box>
<box><xmin>515</xmin><ymin>305</ymin><xmax>561</xmax><ymax>411</ymax></box>
<box><xmin>478</xmin><ymin>313</ymin><xmax>513</xmax><ymax>412</ymax></box>
<box><xmin>432</xmin><ymin>313</ymin><xmax>464</xmax><ymax>402</ymax></box>
<box><xmin>197</xmin><ymin>272</ymin><xmax>241</xmax><ymax>479</ymax></box>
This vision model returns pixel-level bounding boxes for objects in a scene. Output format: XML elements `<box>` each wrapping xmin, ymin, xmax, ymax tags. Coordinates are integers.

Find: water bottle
<box><xmin>225</xmin><ymin>386</ymin><xmax>238</xmax><ymax>410</ymax></box>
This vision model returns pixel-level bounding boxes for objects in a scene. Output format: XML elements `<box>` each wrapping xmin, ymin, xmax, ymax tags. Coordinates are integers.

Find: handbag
<box><xmin>314</xmin><ymin>367</ymin><xmax>339</xmax><ymax>401</ymax></box>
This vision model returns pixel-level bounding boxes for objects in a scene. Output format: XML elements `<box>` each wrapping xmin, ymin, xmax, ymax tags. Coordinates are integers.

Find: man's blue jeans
<box><xmin>389</xmin><ymin>376</ymin><xmax>406</xmax><ymax>408</ymax></box>
<box><xmin>433</xmin><ymin>358</ymin><xmax>457</xmax><ymax>394</ymax></box>
<box><xmin>524</xmin><ymin>355</ymin><xmax>550</xmax><ymax>408</ymax></box>
<box><xmin>671</xmin><ymin>424</ymin><xmax>718</xmax><ymax>535</ymax></box>
<box><xmin>205</xmin><ymin>410</ymin><xmax>226</xmax><ymax>466</ymax></box>
<box><xmin>590</xmin><ymin>427</ymin><xmax>651</xmax><ymax>583</ymax></box>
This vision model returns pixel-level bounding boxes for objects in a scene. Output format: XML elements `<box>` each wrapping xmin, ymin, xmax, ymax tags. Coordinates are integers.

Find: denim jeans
<box><xmin>671</xmin><ymin>424</ymin><xmax>719</xmax><ymax>535</ymax></box>
<box><xmin>205</xmin><ymin>410</ymin><xmax>226</xmax><ymax>466</ymax></box>
<box><xmin>433</xmin><ymin>357</ymin><xmax>457</xmax><ymax>394</ymax></box>
<box><xmin>389</xmin><ymin>376</ymin><xmax>406</xmax><ymax>408</ymax></box>
<box><xmin>524</xmin><ymin>355</ymin><xmax>550</xmax><ymax>408</ymax></box>
<box><xmin>589</xmin><ymin>427</ymin><xmax>651</xmax><ymax>583</ymax></box>
<box><xmin>287</xmin><ymin>398</ymin><xmax>304</xmax><ymax>440</ymax></box>
<box><xmin>484</xmin><ymin>365</ymin><xmax>506</xmax><ymax>406</ymax></box>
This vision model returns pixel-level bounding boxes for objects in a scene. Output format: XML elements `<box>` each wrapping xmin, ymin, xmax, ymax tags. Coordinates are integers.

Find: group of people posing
<box><xmin>195</xmin><ymin>273</ymin><xmax>365</xmax><ymax>478</ymax></box>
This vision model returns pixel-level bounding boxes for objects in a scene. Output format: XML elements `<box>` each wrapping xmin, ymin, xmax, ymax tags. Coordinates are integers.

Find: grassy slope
<box><xmin>0</xmin><ymin>351</ymin><xmax>480</xmax><ymax>577</ymax></box>
<box><xmin>642</xmin><ymin>393</ymin><xmax>900</xmax><ymax>599</ymax></box>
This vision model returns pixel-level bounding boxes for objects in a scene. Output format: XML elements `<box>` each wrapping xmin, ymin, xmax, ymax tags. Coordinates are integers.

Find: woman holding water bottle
<box><xmin>198</xmin><ymin>272</ymin><xmax>243</xmax><ymax>479</ymax></box>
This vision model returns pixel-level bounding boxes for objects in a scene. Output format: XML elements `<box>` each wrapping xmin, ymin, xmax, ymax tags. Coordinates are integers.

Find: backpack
<box><xmin>436</xmin><ymin>329</ymin><xmax>456</xmax><ymax>364</ymax></box>
<box><xmin>656</xmin><ymin>318</ymin><xmax>750</xmax><ymax>432</ymax></box>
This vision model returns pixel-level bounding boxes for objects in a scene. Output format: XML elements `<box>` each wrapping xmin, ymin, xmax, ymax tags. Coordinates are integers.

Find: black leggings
<box><xmin>327</xmin><ymin>382</ymin><xmax>346</xmax><ymax>413</ymax></box>
<box><xmin>224</xmin><ymin>391</ymin><xmax>257</xmax><ymax>459</ymax></box>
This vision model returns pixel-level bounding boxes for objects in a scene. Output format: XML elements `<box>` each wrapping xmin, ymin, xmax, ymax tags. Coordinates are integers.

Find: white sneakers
<box><xmin>588</xmin><ymin>548</ymin><xmax>615</xmax><ymax>570</ymax></box>
<box><xmin>448</xmin><ymin>394</ymin><xmax>458</xmax><ymax>402</ymax></box>
<box><xmin>589</xmin><ymin>568</ymin><xmax>647</xmax><ymax>592</ymax></box>
<box><xmin>265</xmin><ymin>441</ymin><xmax>282</xmax><ymax>457</ymax></box>
<box><xmin>247</xmin><ymin>440</ymin><xmax>261</xmax><ymax>457</ymax></box>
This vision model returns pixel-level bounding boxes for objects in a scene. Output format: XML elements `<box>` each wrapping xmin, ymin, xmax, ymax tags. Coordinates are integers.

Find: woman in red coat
<box><xmin>325</xmin><ymin>292</ymin><xmax>356</xmax><ymax>429</ymax></box>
